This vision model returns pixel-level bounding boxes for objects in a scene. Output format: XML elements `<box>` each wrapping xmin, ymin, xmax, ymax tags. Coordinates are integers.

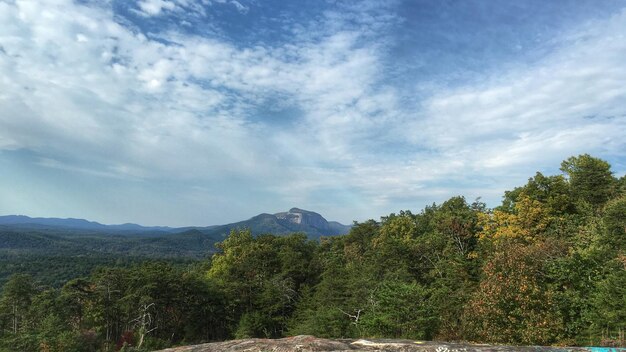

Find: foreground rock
<box><xmin>155</xmin><ymin>335</ymin><xmax>607</xmax><ymax>352</ymax></box>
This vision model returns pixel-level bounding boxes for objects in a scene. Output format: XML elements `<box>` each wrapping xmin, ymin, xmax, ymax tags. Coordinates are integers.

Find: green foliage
<box><xmin>0</xmin><ymin>154</ymin><xmax>624</xmax><ymax>349</ymax></box>
<box><xmin>361</xmin><ymin>281</ymin><xmax>435</xmax><ymax>339</ymax></box>
<box><xmin>209</xmin><ymin>230</ymin><xmax>318</xmax><ymax>338</ymax></box>
<box><xmin>561</xmin><ymin>154</ymin><xmax>616</xmax><ymax>208</ymax></box>
<box><xmin>501</xmin><ymin>172</ymin><xmax>574</xmax><ymax>216</ymax></box>
<box><xmin>588</xmin><ymin>259</ymin><xmax>626</xmax><ymax>345</ymax></box>
<box><xmin>0</xmin><ymin>250</ymin><xmax>202</xmax><ymax>289</ymax></box>
<box><xmin>0</xmin><ymin>274</ymin><xmax>36</xmax><ymax>336</ymax></box>
<box><xmin>545</xmin><ymin>250</ymin><xmax>605</xmax><ymax>345</ymax></box>
<box><xmin>602</xmin><ymin>196</ymin><xmax>626</xmax><ymax>250</ymax></box>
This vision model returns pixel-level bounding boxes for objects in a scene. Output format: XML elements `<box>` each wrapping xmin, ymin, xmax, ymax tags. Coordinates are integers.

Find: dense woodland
<box><xmin>0</xmin><ymin>154</ymin><xmax>625</xmax><ymax>351</ymax></box>
<box><xmin>0</xmin><ymin>227</ymin><xmax>223</xmax><ymax>288</ymax></box>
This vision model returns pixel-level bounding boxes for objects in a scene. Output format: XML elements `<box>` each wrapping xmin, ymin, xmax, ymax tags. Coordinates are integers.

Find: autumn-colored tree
<box><xmin>478</xmin><ymin>195</ymin><xmax>552</xmax><ymax>246</ymax></box>
<box><xmin>462</xmin><ymin>240</ymin><xmax>564</xmax><ymax>345</ymax></box>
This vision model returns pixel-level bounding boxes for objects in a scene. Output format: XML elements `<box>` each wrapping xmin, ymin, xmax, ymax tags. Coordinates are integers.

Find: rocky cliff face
<box><xmin>275</xmin><ymin>208</ymin><xmax>330</xmax><ymax>231</ymax></box>
<box><xmin>154</xmin><ymin>335</ymin><xmax>594</xmax><ymax>352</ymax></box>
<box><xmin>203</xmin><ymin>208</ymin><xmax>352</xmax><ymax>240</ymax></box>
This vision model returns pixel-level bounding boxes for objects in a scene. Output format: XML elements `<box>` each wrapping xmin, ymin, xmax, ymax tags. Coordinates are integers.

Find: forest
<box><xmin>0</xmin><ymin>154</ymin><xmax>625</xmax><ymax>351</ymax></box>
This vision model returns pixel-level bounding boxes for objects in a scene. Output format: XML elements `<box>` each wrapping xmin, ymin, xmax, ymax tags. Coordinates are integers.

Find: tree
<box><xmin>0</xmin><ymin>274</ymin><xmax>36</xmax><ymax>336</ymax></box>
<box><xmin>602</xmin><ymin>196</ymin><xmax>626</xmax><ymax>250</ymax></box>
<box><xmin>361</xmin><ymin>281</ymin><xmax>435</xmax><ymax>339</ymax></box>
<box><xmin>463</xmin><ymin>240</ymin><xmax>565</xmax><ymax>345</ymax></box>
<box><xmin>478</xmin><ymin>195</ymin><xmax>552</xmax><ymax>246</ymax></box>
<box><xmin>588</xmin><ymin>258</ymin><xmax>626</xmax><ymax>346</ymax></box>
<box><xmin>500</xmin><ymin>172</ymin><xmax>573</xmax><ymax>216</ymax></box>
<box><xmin>59</xmin><ymin>278</ymin><xmax>94</xmax><ymax>332</ymax></box>
<box><xmin>208</xmin><ymin>230</ymin><xmax>317</xmax><ymax>338</ymax></box>
<box><xmin>561</xmin><ymin>154</ymin><xmax>615</xmax><ymax>208</ymax></box>
<box><xmin>90</xmin><ymin>268</ymin><xmax>127</xmax><ymax>350</ymax></box>
<box><xmin>545</xmin><ymin>249</ymin><xmax>607</xmax><ymax>346</ymax></box>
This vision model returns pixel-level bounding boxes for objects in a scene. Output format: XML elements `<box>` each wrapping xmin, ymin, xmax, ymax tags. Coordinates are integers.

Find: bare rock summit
<box><xmin>154</xmin><ymin>335</ymin><xmax>594</xmax><ymax>352</ymax></box>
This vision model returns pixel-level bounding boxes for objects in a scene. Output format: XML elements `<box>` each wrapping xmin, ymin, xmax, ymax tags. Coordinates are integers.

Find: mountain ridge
<box><xmin>0</xmin><ymin>208</ymin><xmax>351</xmax><ymax>287</ymax></box>
<box><xmin>0</xmin><ymin>208</ymin><xmax>352</xmax><ymax>239</ymax></box>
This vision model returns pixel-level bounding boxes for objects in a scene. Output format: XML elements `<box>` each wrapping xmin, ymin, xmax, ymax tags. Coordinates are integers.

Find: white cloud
<box><xmin>0</xmin><ymin>0</ymin><xmax>395</xmax><ymax>185</ymax></box>
<box><xmin>229</xmin><ymin>1</ymin><xmax>248</xmax><ymax>14</ymax></box>
<box><xmin>137</xmin><ymin>0</ymin><xmax>176</xmax><ymax>16</ymax></box>
<box><xmin>0</xmin><ymin>0</ymin><xmax>625</xmax><ymax>224</ymax></box>
<box><xmin>395</xmin><ymin>8</ymin><xmax>626</xmax><ymax>192</ymax></box>
<box><xmin>134</xmin><ymin>0</ymin><xmax>212</xmax><ymax>18</ymax></box>
<box><xmin>263</xmin><ymin>7</ymin><xmax>626</xmax><ymax>212</ymax></box>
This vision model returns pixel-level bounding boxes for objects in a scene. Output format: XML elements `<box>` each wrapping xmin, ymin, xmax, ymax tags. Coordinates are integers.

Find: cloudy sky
<box><xmin>1</xmin><ymin>0</ymin><xmax>625</xmax><ymax>226</ymax></box>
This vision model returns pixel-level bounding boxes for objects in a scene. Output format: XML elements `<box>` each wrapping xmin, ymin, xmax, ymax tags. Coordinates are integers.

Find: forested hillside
<box><xmin>0</xmin><ymin>154</ymin><xmax>624</xmax><ymax>351</ymax></box>
<box><xmin>0</xmin><ymin>228</ymin><xmax>223</xmax><ymax>288</ymax></box>
<box><xmin>0</xmin><ymin>208</ymin><xmax>349</xmax><ymax>287</ymax></box>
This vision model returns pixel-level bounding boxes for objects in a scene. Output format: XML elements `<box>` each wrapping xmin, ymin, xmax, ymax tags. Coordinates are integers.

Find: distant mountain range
<box><xmin>0</xmin><ymin>208</ymin><xmax>351</xmax><ymax>287</ymax></box>
<box><xmin>0</xmin><ymin>215</ymin><xmax>176</xmax><ymax>233</ymax></box>
<box><xmin>0</xmin><ymin>208</ymin><xmax>352</xmax><ymax>239</ymax></box>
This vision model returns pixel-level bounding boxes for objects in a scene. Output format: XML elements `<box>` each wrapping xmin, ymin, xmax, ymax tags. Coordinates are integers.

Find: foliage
<box><xmin>0</xmin><ymin>154</ymin><xmax>624</xmax><ymax>349</ymax></box>
<box><xmin>462</xmin><ymin>240</ymin><xmax>565</xmax><ymax>345</ymax></box>
<box><xmin>560</xmin><ymin>154</ymin><xmax>615</xmax><ymax>208</ymax></box>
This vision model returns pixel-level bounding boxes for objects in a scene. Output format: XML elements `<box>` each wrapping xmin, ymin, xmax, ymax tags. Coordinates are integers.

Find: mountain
<box><xmin>0</xmin><ymin>208</ymin><xmax>352</xmax><ymax>239</ymax></box>
<box><xmin>0</xmin><ymin>209</ymin><xmax>350</xmax><ymax>287</ymax></box>
<box><xmin>200</xmin><ymin>208</ymin><xmax>352</xmax><ymax>240</ymax></box>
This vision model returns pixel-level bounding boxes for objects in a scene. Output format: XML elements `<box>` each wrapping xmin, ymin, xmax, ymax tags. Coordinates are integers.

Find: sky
<box><xmin>1</xmin><ymin>0</ymin><xmax>626</xmax><ymax>227</ymax></box>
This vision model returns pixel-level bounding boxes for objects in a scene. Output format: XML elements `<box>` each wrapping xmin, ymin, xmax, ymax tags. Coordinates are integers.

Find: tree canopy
<box><xmin>0</xmin><ymin>154</ymin><xmax>624</xmax><ymax>351</ymax></box>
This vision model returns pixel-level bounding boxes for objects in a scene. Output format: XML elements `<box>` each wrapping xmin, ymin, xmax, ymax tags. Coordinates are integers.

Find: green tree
<box><xmin>0</xmin><ymin>274</ymin><xmax>36</xmax><ymax>336</ymax></box>
<box><xmin>361</xmin><ymin>281</ymin><xmax>435</xmax><ymax>339</ymax></box>
<box><xmin>545</xmin><ymin>250</ymin><xmax>606</xmax><ymax>345</ymax></box>
<box><xmin>561</xmin><ymin>154</ymin><xmax>615</xmax><ymax>208</ymax></box>
<box><xmin>500</xmin><ymin>172</ymin><xmax>574</xmax><ymax>216</ymax></box>
<box><xmin>209</xmin><ymin>230</ymin><xmax>317</xmax><ymax>338</ymax></box>
<box><xmin>602</xmin><ymin>196</ymin><xmax>626</xmax><ymax>250</ymax></box>
<box><xmin>588</xmin><ymin>258</ymin><xmax>626</xmax><ymax>346</ymax></box>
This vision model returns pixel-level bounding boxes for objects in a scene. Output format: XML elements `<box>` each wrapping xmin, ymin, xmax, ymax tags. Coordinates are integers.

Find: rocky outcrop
<box><xmin>200</xmin><ymin>208</ymin><xmax>352</xmax><ymax>240</ymax></box>
<box><xmin>275</xmin><ymin>208</ymin><xmax>331</xmax><ymax>230</ymax></box>
<box><xmin>154</xmin><ymin>335</ymin><xmax>599</xmax><ymax>352</ymax></box>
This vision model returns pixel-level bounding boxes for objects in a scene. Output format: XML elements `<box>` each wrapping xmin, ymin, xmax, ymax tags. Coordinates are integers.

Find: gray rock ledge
<box><xmin>154</xmin><ymin>335</ymin><xmax>613</xmax><ymax>352</ymax></box>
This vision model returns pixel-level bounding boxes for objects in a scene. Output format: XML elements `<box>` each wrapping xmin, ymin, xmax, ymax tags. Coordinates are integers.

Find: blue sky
<box><xmin>1</xmin><ymin>0</ymin><xmax>625</xmax><ymax>226</ymax></box>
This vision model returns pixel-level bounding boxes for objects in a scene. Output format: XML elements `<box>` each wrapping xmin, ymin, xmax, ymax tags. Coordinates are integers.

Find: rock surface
<box><xmin>154</xmin><ymin>335</ymin><xmax>601</xmax><ymax>352</ymax></box>
<box><xmin>275</xmin><ymin>208</ymin><xmax>330</xmax><ymax>229</ymax></box>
